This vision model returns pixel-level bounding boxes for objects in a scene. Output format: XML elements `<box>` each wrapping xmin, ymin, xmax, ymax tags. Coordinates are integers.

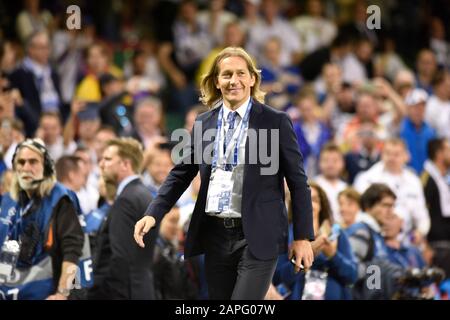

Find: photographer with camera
<box><xmin>346</xmin><ymin>183</ymin><xmax>404</xmax><ymax>299</ymax></box>
<box><xmin>382</xmin><ymin>211</ymin><xmax>445</xmax><ymax>299</ymax></box>
<box><xmin>0</xmin><ymin>139</ymin><xmax>84</xmax><ymax>300</ymax></box>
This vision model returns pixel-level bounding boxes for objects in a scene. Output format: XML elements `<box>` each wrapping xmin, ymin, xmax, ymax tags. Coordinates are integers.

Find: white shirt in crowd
<box><xmin>341</xmin><ymin>53</ymin><xmax>368</xmax><ymax>85</ymax></box>
<box><xmin>353</xmin><ymin>161</ymin><xmax>430</xmax><ymax>237</ymax></box>
<box><xmin>314</xmin><ymin>174</ymin><xmax>348</xmax><ymax>223</ymax></box>
<box><xmin>77</xmin><ymin>169</ymin><xmax>100</xmax><ymax>216</ymax></box>
<box><xmin>77</xmin><ymin>184</ymin><xmax>100</xmax><ymax>216</ymax></box>
<box><xmin>3</xmin><ymin>142</ymin><xmax>18</xmax><ymax>169</ymax></box>
<box><xmin>46</xmin><ymin>137</ymin><xmax>77</xmax><ymax>162</ymax></box>
<box><xmin>291</xmin><ymin>15</ymin><xmax>337</xmax><ymax>56</ymax></box>
<box><xmin>197</xmin><ymin>9</ymin><xmax>237</xmax><ymax>46</ymax></box>
<box><xmin>245</xmin><ymin>17</ymin><xmax>301</xmax><ymax>67</ymax></box>
<box><xmin>425</xmin><ymin>95</ymin><xmax>450</xmax><ymax>141</ymax></box>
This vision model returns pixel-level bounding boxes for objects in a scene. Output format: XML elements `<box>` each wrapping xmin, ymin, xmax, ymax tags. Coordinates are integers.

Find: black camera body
<box><xmin>394</xmin><ymin>267</ymin><xmax>446</xmax><ymax>300</ymax></box>
<box><xmin>18</xmin><ymin>222</ymin><xmax>41</xmax><ymax>266</ymax></box>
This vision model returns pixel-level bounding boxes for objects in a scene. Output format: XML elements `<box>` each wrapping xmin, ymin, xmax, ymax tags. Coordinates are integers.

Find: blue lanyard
<box><xmin>9</xmin><ymin>200</ymin><xmax>34</xmax><ymax>241</ymax></box>
<box><xmin>212</xmin><ymin>100</ymin><xmax>252</xmax><ymax>170</ymax></box>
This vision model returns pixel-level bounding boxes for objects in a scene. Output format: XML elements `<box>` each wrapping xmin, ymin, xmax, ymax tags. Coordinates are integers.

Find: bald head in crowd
<box><xmin>26</xmin><ymin>30</ymin><xmax>51</xmax><ymax>66</ymax></box>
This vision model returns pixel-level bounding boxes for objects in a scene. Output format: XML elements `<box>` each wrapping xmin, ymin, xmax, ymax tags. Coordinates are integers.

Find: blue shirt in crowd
<box><xmin>400</xmin><ymin>118</ymin><xmax>436</xmax><ymax>174</ymax></box>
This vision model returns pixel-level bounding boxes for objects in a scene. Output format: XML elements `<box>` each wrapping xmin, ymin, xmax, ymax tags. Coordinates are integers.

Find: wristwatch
<box><xmin>57</xmin><ymin>287</ymin><xmax>71</xmax><ymax>297</ymax></box>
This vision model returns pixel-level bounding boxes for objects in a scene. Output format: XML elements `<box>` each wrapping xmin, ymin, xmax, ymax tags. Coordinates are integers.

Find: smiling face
<box><xmin>215</xmin><ymin>56</ymin><xmax>255</xmax><ymax>110</ymax></box>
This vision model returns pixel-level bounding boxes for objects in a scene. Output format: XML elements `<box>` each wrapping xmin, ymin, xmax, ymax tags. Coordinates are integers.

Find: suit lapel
<box><xmin>243</xmin><ymin>101</ymin><xmax>263</xmax><ymax>192</ymax></box>
<box><xmin>200</xmin><ymin>107</ymin><xmax>220</xmax><ymax>176</ymax></box>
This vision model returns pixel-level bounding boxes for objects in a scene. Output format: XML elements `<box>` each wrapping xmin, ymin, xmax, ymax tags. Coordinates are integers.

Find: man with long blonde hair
<box><xmin>135</xmin><ymin>47</ymin><xmax>314</xmax><ymax>299</ymax></box>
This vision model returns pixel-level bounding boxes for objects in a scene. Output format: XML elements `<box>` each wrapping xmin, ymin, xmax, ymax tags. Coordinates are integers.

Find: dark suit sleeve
<box><xmin>144</xmin><ymin>120</ymin><xmax>200</xmax><ymax>223</ymax></box>
<box><xmin>99</xmin><ymin>196</ymin><xmax>140</xmax><ymax>299</ymax></box>
<box><xmin>279</xmin><ymin>113</ymin><xmax>314</xmax><ymax>241</ymax></box>
<box><xmin>8</xmin><ymin>69</ymin><xmax>41</xmax><ymax>136</ymax></box>
<box><xmin>423</xmin><ymin>175</ymin><xmax>439</xmax><ymax>216</ymax></box>
<box><xmin>94</xmin><ymin>193</ymin><xmax>151</xmax><ymax>299</ymax></box>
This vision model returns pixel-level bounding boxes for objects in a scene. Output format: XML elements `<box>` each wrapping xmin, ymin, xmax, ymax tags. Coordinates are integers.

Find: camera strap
<box><xmin>9</xmin><ymin>200</ymin><xmax>34</xmax><ymax>242</ymax></box>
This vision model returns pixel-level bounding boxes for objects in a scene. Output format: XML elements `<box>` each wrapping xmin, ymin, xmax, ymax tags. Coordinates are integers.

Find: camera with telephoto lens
<box><xmin>393</xmin><ymin>267</ymin><xmax>446</xmax><ymax>300</ymax></box>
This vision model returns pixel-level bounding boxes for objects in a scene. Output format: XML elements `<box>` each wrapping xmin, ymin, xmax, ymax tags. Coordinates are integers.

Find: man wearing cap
<box><xmin>400</xmin><ymin>88</ymin><xmax>436</xmax><ymax>174</ymax></box>
<box><xmin>0</xmin><ymin>139</ymin><xmax>84</xmax><ymax>300</ymax></box>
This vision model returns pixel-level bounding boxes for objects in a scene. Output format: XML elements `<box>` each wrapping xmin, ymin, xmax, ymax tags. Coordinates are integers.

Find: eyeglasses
<box><xmin>379</xmin><ymin>201</ymin><xmax>395</xmax><ymax>209</ymax></box>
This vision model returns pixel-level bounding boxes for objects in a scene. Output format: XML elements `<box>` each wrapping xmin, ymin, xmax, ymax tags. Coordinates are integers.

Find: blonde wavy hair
<box><xmin>10</xmin><ymin>140</ymin><xmax>57</xmax><ymax>201</ymax></box>
<box><xmin>199</xmin><ymin>47</ymin><xmax>266</xmax><ymax>108</ymax></box>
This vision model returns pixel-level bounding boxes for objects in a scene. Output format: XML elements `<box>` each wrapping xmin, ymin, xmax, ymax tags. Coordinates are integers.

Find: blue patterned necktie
<box><xmin>223</xmin><ymin>111</ymin><xmax>238</xmax><ymax>171</ymax></box>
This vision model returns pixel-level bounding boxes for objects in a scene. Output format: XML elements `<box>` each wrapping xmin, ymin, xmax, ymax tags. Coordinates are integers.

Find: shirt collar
<box><xmin>222</xmin><ymin>97</ymin><xmax>251</xmax><ymax>120</ymax></box>
<box><xmin>23</xmin><ymin>56</ymin><xmax>49</xmax><ymax>76</ymax></box>
<box><xmin>358</xmin><ymin>212</ymin><xmax>382</xmax><ymax>233</ymax></box>
<box><xmin>116</xmin><ymin>175</ymin><xmax>140</xmax><ymax>198</ymax></box>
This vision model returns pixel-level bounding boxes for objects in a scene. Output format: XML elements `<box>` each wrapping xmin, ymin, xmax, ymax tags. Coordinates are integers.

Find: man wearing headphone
<box><xmin>0</xmin><ymin>138</ymin><xmax>84</xmax><ymax>300</ymax></box>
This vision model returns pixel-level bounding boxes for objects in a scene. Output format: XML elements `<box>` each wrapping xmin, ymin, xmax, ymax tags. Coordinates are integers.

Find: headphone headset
<box><xmin>11</xmin><ymin>139</ymin><xmax>55</xmax><ymax>178</ymax></box>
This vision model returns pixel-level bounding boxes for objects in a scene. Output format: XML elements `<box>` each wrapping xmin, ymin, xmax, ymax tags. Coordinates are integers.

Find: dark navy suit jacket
<box><xmin>8</xmin><ymin>65</ymin><xmax>67</xmax><ymax>137</ymax></box>
<box><xmin>145</xmin><ymin>101</ymin><xmax>314</xmax><ymax>260</ymax></box>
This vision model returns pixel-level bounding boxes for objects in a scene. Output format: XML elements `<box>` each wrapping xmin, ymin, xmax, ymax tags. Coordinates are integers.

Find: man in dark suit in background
<box><xmin>8</xmin><ymin>30</ymin><xmax>67</xmax><ymax>137</ymax></box>
<box><xmin>422</xmin><ymin>138</ymin><xmax>450</xmax><ymax>278</ymax></box>
<box><xmin>135</xmin><ymin>47</ymin><xmax>314</xmax><ymax>300</ymax></box>
<box><xmin>89</xmin><ymin>137</ymin><xmax>156</xmax><ymax>299</ymax></box>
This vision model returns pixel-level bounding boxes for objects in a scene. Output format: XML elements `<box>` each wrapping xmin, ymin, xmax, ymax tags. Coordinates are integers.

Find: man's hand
<box><xmin>134</xmin><ymin>216</ymin><xmax>156</xmax><ymax>248</ymax></box>
<box><xmin>264</xmin><ymin>283</ymin><xmax>284</xmax><ymax>300</ymax></box>
<box><xmin>290</xmin><ymin>239</ymin><xmax>314</xmax><ymax>273</ymax></box>
<box><xmin>321</xmin><ymin>238</ymin><xmax>338</xmax><ymax>258</ymax></box>
<box><xmin>172</xmin><ymin>71</ymin><xmax>187</xmax><ymax>89</ymax></box>
<box><xmin>46</xmin><ymin>293</ymin><xmax>68</xmax><ymax>300</ymax></box>
<box><xmin>311</xmin><ymin>234</ymin><xmax>327</xmax><ymax>256</ymax></box>
<box><xmin>70</xmin><ymin>99</ymin><xmax>86</xmax><ymax>115</ymax></box>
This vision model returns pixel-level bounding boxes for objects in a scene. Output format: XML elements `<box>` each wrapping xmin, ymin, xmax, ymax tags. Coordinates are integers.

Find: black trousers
<box><xmin>203</xmin><ymin>216</ymin><xmax>278</xmax><ymax>300</ymax></box>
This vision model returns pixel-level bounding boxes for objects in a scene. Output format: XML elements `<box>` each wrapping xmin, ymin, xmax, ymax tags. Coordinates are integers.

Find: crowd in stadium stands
<box><xmin>0</xmin><ymin>0</ymin><xmax>449</xmax><ymax>299</ymax></box>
